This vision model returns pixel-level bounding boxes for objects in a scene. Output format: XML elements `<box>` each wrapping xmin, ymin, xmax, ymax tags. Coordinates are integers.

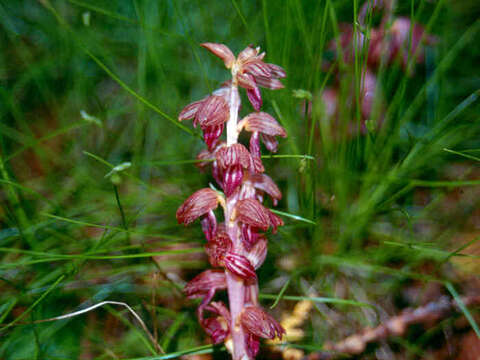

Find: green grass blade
<box><xmin>445</xmin><ymin>282</ymin><xmax>480</xmax><ymax>339</ymax></box>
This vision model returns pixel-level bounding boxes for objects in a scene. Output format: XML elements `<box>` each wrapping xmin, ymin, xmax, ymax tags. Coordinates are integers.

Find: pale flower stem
<box><xmin>227</xmin><ymin>84</ymin><xmax>240</xmax><ymax>146</ymax></box>
<box><xmin>225</xmin><ymin>82</ymin><xmax>250</xmax><ymax>360</ymax></box>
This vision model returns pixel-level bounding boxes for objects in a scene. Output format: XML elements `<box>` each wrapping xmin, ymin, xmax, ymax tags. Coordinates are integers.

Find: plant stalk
<box><xmin>224</xmin><ymin>82</ymin><xmax>249</xmax><ymax>360</ymax></box>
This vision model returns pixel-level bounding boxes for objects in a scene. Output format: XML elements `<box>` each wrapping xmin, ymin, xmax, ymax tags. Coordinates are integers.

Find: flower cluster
<box><xmin>177</xmin><ymin>43</ymin><xmax>287</xmax><ymax>359</ymax></box>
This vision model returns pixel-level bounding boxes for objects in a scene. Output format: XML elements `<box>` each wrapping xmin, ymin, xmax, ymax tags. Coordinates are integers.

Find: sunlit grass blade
<box><xmin>443</xmin><ymin>148</ymin><xmax>480</xmax><ymax>162</ymax></box>
<box><xmin>270</xmin><ymin>276</ymin><xmax>292</xmax><ymax>309</ymax></box>
<box><xmin>41</xmin><ymin>212</ymin><xmax>183</xmax><ymax>240</ymax></box>
<box><xmin>269</xmin><ymin>209</ymin><xmax>316</xmax><ymax>225</ymax></box>
<box><xmin>445</xmin><ymin>282</ymin><xmax>480</xmax><ymax>339</ymax></box>
<box><xmin>124</xmin><ymin>344</ymin><xmax>220</xmax><ymax>360</ymax></box>
<box><xmin>0</xmin><ymin>275</ymin><xmax>65</xmax><ymax>332</ymax></box>
<box><xmin>259</xmin><ymin>293</ymin><xmax>374</xmax><ymax>309</ymax></box>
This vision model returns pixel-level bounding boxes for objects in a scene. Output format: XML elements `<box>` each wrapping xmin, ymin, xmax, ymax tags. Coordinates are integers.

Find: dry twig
<box><xmin>303</xmin><ymin>295</ymin><xmax>480</xmax><ymax>360</ymax></box>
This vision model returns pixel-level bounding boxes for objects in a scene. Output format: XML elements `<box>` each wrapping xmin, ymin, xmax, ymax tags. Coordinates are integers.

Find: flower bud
<box><xmin>176</xmin><ymin>188</ymin><xmax>222</xmax><ymax>225</ymax></box>
<box><xmin>240</xmin><ymin>306</ymin><xmax>286</xmax><ymax>340</ymax></box>
<box><xmin>224</xmin><ymin>253</ymin><xmax>257</xmax><ymax>280</ymax></box>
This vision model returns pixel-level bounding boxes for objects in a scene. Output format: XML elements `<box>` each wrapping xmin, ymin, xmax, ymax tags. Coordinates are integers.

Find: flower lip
<box><xmin>201</xmin><ymin>301</ymin><xmax>232</xmax><ymax>344</ymax></box>
<box><xmin>205</xmin><ymin>230</ymin><xmax>233</xmax><ymax>267</ymax></box>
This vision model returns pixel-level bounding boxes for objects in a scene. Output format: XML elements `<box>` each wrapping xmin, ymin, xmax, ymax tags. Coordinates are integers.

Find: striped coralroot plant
<box><xmin>176</xmin><ymin>43</ymin><xmax>287</xmax><ymax>359</ymax></box>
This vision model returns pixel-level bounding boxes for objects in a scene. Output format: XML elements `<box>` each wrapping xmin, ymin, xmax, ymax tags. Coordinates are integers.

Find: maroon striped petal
<box><xmin>202</xmin><ymin>124</ymin><xmax>224</xmax><ymax>151</ymax></box>
<box><xmin>176</xmin><ymin>188</ymin><xmax>222</xmax><ymax>225</ymax></box>
<box><xmin>237</xmin><ymin>45</ymin><xmax>259</xmax><ymax>63</ymax></box>
<box><xmin>179</xmin><ymin>99</ymin><xmax>205</xmax><ymax>121</ymax></box>
<box><xmin>246</xmin><ymin>236</ymin><xmax>267</xmax><ymax>269</ymax></box>
<box><xmin>200</xmin><ymin>301</ymin><xmax>231</xmax><ymax>344</ymax></box>
<box><xmin>200</xmin><ymin>210</ymin><xmax>217</xmax><ymax>241</ymax></box>
<box><xmin>184</xmin><ymin>269</ymin><xmax>227</xmax><ymax>299</ymax></box>
<box><xmin>215</xmin><ymin>143</ymin><xmax>252</xmax><ymax>169</ymax></box>
<box><xmin>222</xmin><ymin>164</ymin><xmax>244</xmax><ymax>196</ymax></box>
<box><xmin>196</xmin><ymin>95</ymin><xmax>229</xmax><ymax>128</ymax></box>
<box><xmin>254</xmin><ymin>76</ymin><xmax>284</xmax><ymax>90</ymax></box>
<box><xmin>240</xmin><ymin>306</ymin><xmax>285</xmax><ymax>340</ymax></box>
<box><xmin>249</xmin><ymin>173</ymin><xmax>282</xmax><ymax>206</ymax></box>
<box><xmin>224</xmin><ymin>253</ymin><xmax>257</xmax><ymax>280</ymax></box>
<box><xmin>201</xmin><ymin>43</ymin><xmax>235</xmax><ymax>69</ymax></box>
<box><xmin>246</xmin><ymin>333</ymin><xmax>260</xmax><ymax>358</ymax></box>
<box><xmin>261</xmin><ymin>134</ymin><xmax>279</xmax><ymax>153</ymax></box>
<box><xmin>249</xmin><ymin>132</ymin><xmax>261</xmax><ymax>159</ymax></box>
<box><xmin>242</xmin><ymin>112</ymin><xmax>286</xmax><ymax>137</ymax></box>
<box><xmin>234</xmin><ymin>198</ymin><xmax>271</xmax><ymax>231</ymax></box>
<box><xmin>237</xmin><ymin>72</ymin><xmax>257</xmax><ymax>90</ymax></box>
<box><xmin>241</xmin><ymin>224</ymin><xmax>260</xmax><ymax>250</ymax></box>
<box><xmin>266</xmin><ymin>63</ymin><xmax>286</xmax><ymax>78</ymax></box>
<box><xmin>244</xmin><ymin>61</ymin><xmax>272</xmax><ymax>78</ymax></box>
<box><xmin>246</xmin><ymin>85</ymin><xmax>262</xmax><ymax>111</ymax></box>
<box><xmin>212</xmin><ymin>160</ymin><xmax>224</xmax><ymax>189</ymax></box>
<box><xmin>268</xmin><ymin>211</ymin><xmax>284</xmax><ymax>233</ymax></box>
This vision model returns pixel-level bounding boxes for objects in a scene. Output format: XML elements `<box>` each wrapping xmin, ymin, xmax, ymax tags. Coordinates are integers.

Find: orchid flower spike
<box><xmin>177</xmin><ymin>43</ymin><xmax>286</xmax><ymax>360</ymax></box>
